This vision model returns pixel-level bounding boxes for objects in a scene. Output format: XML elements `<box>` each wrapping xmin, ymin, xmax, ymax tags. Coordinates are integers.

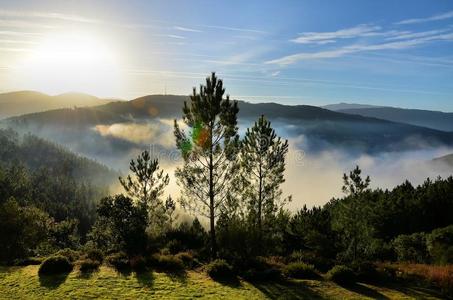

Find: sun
<box><xmin>13</xmin><ymin>31</ymin><xmax>124</xmax><ymax>97</ymax></box>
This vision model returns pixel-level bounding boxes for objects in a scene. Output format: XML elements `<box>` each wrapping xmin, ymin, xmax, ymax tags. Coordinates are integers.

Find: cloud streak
<box><xmin>268</xmin><ymin>31</ymin><xmax>453</xmax><ymax>65</ymax></box>
<box><xmin>291</xmin><ymin>24</ymin><xmax>381</xmax><ymax>44</ymax></box>
<box><xmin>396</xmin><ymin>10</ymin><xmax>453</xmax><ymax>25</ymax></box>
<box><xmin>0</xmin><ymin>9</ymin><xmax>99</xmax><ymax>23</ymax></box>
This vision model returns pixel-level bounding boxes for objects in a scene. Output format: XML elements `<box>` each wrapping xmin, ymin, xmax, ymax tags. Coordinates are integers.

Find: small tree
<box><xmin>333</xmin><ymin>166</ymin><xmax>372</xmax><ymax>262</ymax></box>
<box><xmin>174</xmin><ymin>72</ymin><xmax>239</xmax><ymax>258</ymax></box>
<box><xmin>240</xmin><ymin>115</ymin><xmax>290</xmax><ymax>245</ymax></box>
<box><xmin>119</xmin><ymin>150</ymin><xmax>169</xmax><ymax>231</ymax></box>
<box><xmin>96</xmin><ymin>194</ymin><xmax>147</xmax><ymax>254</ymax></box>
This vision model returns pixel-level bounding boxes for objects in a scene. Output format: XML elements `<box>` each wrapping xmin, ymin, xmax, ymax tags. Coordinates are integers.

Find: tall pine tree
<box><xmin>174</xmin><ymin>72</ymin><xmax>239</xmax><ymax>258</ymax></box>
<box><xmin>240</xmin><ymin>115</ymin><xmax>290</xmax><ymax>245</ymax></box>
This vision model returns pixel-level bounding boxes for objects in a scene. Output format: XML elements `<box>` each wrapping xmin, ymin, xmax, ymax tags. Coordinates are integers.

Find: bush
<box><xmin>38</xmin><ymin>255</ymin><xmax>73</xmax><ymax>275</ymax></box>
<box><xmin>130</xmin><ymin>256</ymin><xmax>147</xmax><ymax>272</ymax></box>
<box><xmin>288</xmin><ymin>251</ymin><xmax>333</xmax><ymax>272</ymax></box>
<box><xmin>175</xmin><ymin>252</ymin><xmax>194</xmax><ymax>268</ymax></box>
<box><xmin>205</xmin><ymin>259</ymin><xmax>235</xmax><ymax>281</ymax></box>
<box><xmin>149</xmin><ymin>254</ymin><xmax>184</xmax><ymax>271</ymax></box>
<box><xmin>86</xmin><ymin>249</ymin><xmax>104</xmax><ymax>263</ymax></box>
<box><xmin>55</xmin><ymin>248</ymin><xmax>80</xmax><ymax>262</ymax></box>
<box><xmin>283</xmin><ymin>262</ymin><xmax>318</xmax><ymax>279</ymax></box>
<box><xmin>392</xmin><ymin>233</ymin><xmax>429</xmax><ymax>263</ymax></box>
<box><xmin>79</xmin><ymin>259</ymin><xmax>100</xmax><ymax>273</ymax></box>
<box><xmin>351</xmin><ymin>261</ymin><xmax>379</xmax><ymax>282</ymax></box>
<box><xmin>427</xmin><ymin>225</ymin><xmax>453</xmax><ymax>265</ymax></box>
<box><xmin>242</xmin><ymin>257</ymin><xmax>282</xmax><ymax>282</ymax></box>
<box><xmin>13</xmin><ymin>257</ymin><xmax>43</xmax><ymax>266</ymax></box>
<box><xmin>326</xmin><ymin>265</ymin><xmax>356</xmax><ymax>284</ymax></box>
<box><xmin>106</xmin><ymin>252</ymin><xmax>129</xmax><ymax>271</ymax></box>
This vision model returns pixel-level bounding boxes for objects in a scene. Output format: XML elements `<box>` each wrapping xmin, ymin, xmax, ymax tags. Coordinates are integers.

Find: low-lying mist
<box><xmin>5</xmin><ymin>118</ymin><xmax>453</xmax><ymax>211</ymax></box>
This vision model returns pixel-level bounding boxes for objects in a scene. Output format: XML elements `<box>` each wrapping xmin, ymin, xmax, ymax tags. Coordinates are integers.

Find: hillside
<box><xmin>338</xmin><ymin>107</ymin><xmax>453</xmax><ymax>132</ymax></box>
<box><xmin>432</xmin><ymin>153</ymin><xmax>453</xmax><ymax>168</ymax></box>
<box><xmin>0</xmin><ymin>91</ymin><xmax>112</xmax><ymax>119</ymax></box>
<box><xmin>0</xmin><ymin>128</ymin><xmax>117</xmax><ymax>186</ymax></box>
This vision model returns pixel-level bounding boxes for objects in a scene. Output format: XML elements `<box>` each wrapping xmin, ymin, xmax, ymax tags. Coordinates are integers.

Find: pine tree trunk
<box><xmin>209</xmin><ymin>125</ymin><xmax>217</xmax><ymax>259</ymax></box>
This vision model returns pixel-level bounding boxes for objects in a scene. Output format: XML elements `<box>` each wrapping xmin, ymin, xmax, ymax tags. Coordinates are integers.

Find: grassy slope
<box><xmin>0</xmin><ymin>266</ymin><xmax>443</xmax><ymax>299</ymax></box>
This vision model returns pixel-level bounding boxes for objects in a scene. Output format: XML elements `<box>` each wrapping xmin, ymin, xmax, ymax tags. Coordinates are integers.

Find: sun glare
<box><xmin>12</xmin><ymin>31</ymin><xmax>124</xmax><ymax>97</ymax></box>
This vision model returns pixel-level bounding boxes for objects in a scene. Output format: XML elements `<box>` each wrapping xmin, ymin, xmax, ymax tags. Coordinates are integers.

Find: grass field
<box><xmin>0</xmin><ymin>265</ymin><xmax>445</xmax><ymax>299</ymax></box>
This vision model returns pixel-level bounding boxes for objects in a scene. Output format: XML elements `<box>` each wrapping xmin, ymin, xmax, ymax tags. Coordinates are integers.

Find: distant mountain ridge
<box><xmin>0</xmin><ymin>91</ymin><xmax>113</xmax><ymax>119</ymax></box>
<box><xmin>338</xmin><ymin>107</ymin><xmax>453</xmax><ymax>132</ymax></box>
<box><xmin>322</xmin><ymin>103</ymin><xmax>383</xmax><ymax>111</ymax></box>
<box><xmin>4</xmin><ymin>95</ymin><xmax>453</xmax><ymax>162</ymax></box>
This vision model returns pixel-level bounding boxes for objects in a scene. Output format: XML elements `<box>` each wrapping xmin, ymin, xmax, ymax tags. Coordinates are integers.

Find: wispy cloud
<box><xmin>386</xmin><ymin>29</ymin><xmax>451</xmax><ymax>41</ymax></box>
<box><xmin>0</xmin><ymin>9</ymin><xmax>99</xmax><ymax>23</ymax></box>
<box><xmin>291</xmin><ymin>24</ymin><xmax>381</xmax><ymax>44</ymax></box>
<box><xmin>396</xmin><ymin>10</ymin><xmax>453</xmax><ymax>25</ymax></box>
<box><xmin>201</xmin><ymin>24</ymin><xmax>267</xmax><ymax>34</ymax></box>
<box><xmin>268</xmin><ymin>32</ymin><xmax>453</xmax><ymax>65</ymax></box>
<box><xmin>0</xmin><ymin>19</ymin><xmax>54</xmax><ymax>29</ymax></box>
<box><xmin>0</xmin><ymin>30</ymin><xmax>43</xmax><ymax>37</ymax></box>
<box><xmin>173</xmin><ymin>26</ymin><xmax>202</xmax><ymax>33</ymax></box>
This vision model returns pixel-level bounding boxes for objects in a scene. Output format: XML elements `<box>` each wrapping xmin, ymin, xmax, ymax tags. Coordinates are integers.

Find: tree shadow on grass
<box><xmin>339</xmin><ymin>282</ymin><xmax>390</xmax><ymax>299</ymax></box>
<box><xmin>135</xmin><ymin>271</ymin><xmax>155</xmax><ymax>288</ymax></box>
<box><xmin>383</xmin><ymin>283</ymin><xmax>444</xmax><ymax>299</ymax></box>
<box><xmin>165</xmin><ymin>269</ymin><xmax>188</xmax><ymax>284</ymax></box>
<box><xmin>38</xmin><ymin>272</ymin><xmax>70</xmax><ymax>289</ymax></box>
<box><xmin>251</xmin><ymin>279</ymin><xmax>324</xmax><ymax>299</ymax></box>
<box><xmin>211</xmin><ymin>275</ymin><xmax>242</xmax><ymax>288</ymax></box>
<box><xmin>77</xmin><ymin>268</ymin><xmax>99</xmax><ymax>279</ymax></box>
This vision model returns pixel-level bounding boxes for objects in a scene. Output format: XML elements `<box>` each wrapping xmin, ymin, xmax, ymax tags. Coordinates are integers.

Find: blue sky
<box><xmin>0</xmin><ymin>0</ymin><xmax>452</xmax><ymax>111</ymax></box>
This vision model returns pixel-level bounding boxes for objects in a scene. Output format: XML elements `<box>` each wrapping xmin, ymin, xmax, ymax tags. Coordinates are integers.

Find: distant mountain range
<box><xmin>325</xmin><ymin>105</ymin><xmax>453</xmax><ymax>132</ymax></box>
<box><xmin>2</xmin><ymin>94</ymin><xmax>453</xmax><ymax>168</ymax></box>
<box><xmin>322</xmin><ymin>103</ymin><xmax>383</xmax><ymax>111</ymax></box>
<box><xmin>0</xmin><ymin>91</ymin><xmax>113</xmax><ymax>119</ymax></box>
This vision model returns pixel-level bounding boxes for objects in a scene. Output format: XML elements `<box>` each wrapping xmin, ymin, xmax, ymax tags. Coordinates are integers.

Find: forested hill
<box><xmin>0</xmin><ymin>128</ymin><xmax>117</xmax><ymax>186</ymax></box>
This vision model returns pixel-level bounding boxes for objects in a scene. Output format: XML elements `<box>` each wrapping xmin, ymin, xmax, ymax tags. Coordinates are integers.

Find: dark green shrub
<box><xmin>130</xmin><ymin>256</ymin><xmax>147</xmax><ymax>272</ymax></box>
<box><xmin>166</xmin><ymin>240</ymin><xmax>183</xmax><ymax>254</ymax></box>
<box><xmin>13</xmin><ymin>257</ymin><xmax>43</xmax><ymax>266</ymax></box>
<box><xmin>86</xmin><ymin>249</ymin><xmax>104</xmax><ymax>263</ymax></box>
<box><xmin>79</xmin><ymin>259</ymin><xmax>100</xmax><ymax>273</ymax></box>
<box><xmin>106</xmin><ymin>252</ymin><xmax>129</xmax><ymax>271</ymax></box>
<box><xmin>392</xmin><ymin>232</ymin><xmax>429</xmax><ymax>263</ymax></box>
<box><xmin>283</xmin><ymin>262</ymin><xmax>317</xmax><ymax>279</ymax></box>
<box><xmin>288</xmin><ymin>250</ymin><xmax>333</xmax><ymax>272</ymax></box>
<box><xmin>38</xmin><ymin>255</ymin><xmax>73</xmax><ymax>275</ymax></box>
<box><xmin>244</xmin><ymin>268</ymin><xmax>282</xmax><ymax>281</ymax></box>
<box><xmin>351</xmin><ymin>261</ymin><xmax>379</xmax><ymax>282</ymax></box>
<box><xmin>205</xmin><ymin>259</ymin><xmax>235</xmax><ymax>281</ymax></box>
<box><xmin>55</xmin><ymin>248</ymin><xmax>80</xmax><ymax>262</ymax></box>
<box><xmin>150</xmin><ymin>254</ymin><xmax>184</xmax><ymax>271</ymax></box>
<box><xmin>326</xmin><ymin>265</ymin><xmax>355</xmax><ymax>284</ymax></box>
<box><xmin>242</xmin><ymin>257</ymin><xmax>282</xmax><ymax>282</ymax></box>
<box><xmin>175</xmin><ymin>252</ymin><xmax>194</xmax><ymax>268</ymax></box>
<box><xmin>427</xmin><ymin>225</ymin><xmax>453</xmax><ymax>264</ymax></box>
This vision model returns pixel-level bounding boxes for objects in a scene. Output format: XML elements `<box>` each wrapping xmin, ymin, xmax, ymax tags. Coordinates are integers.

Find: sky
<box><xmin>0</xmin><ymin>0</ymin><xmax>453</xmax><ymax>111</ymax></box>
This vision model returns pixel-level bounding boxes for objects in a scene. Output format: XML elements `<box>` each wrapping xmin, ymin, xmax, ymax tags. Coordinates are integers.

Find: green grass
<box><xmin>0</xmin><ymin>266</ymin><xmax>444</xmax><ymax>299</ymax></box>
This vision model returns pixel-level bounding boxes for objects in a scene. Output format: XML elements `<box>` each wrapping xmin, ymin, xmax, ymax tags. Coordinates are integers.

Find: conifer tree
<box><xmin>240</xmin><ymin>115</ymin><xmax>290</xmax><ymax>243</ymax></box>
<box><xmin>333</xmin><ymin>165</ymin><xmax>372</xmax><ymax>262</ymax></box>
<box><xmin>174</xmin><ymin>72</ymin><xmax>239</xmax><ymax>258</ymax></box>
<box><xmin>119</xmin><ymin>150</ymin><xmax>169</xmax><ymax>229</ymax></box>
